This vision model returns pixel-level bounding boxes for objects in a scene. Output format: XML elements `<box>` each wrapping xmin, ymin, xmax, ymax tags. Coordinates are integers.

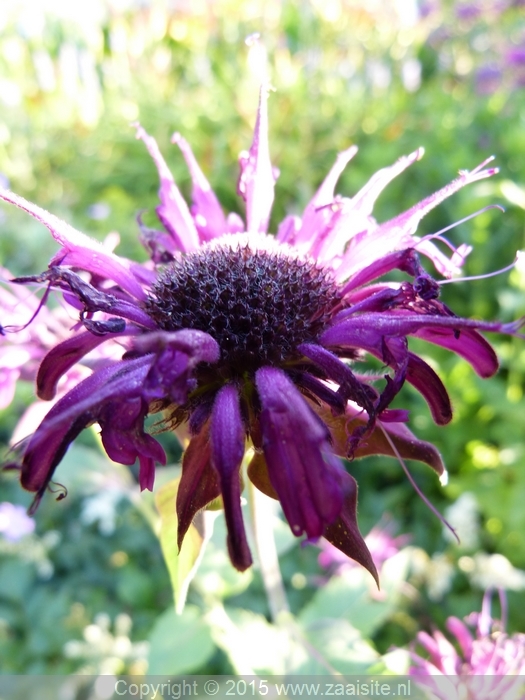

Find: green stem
<box><xmin>248</xmin><ymin>480</ymin><xmax>290</xmax><ymax>622</ymax></box>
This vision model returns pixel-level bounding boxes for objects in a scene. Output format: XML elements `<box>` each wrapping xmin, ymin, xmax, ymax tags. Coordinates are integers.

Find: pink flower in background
<box><xmin>411</xmin><ymin>589</ymin><xmax>525</xmax><ymax>699</ymax></box>
<box><xmin>319</xmin><ymin>520</ymin><xmax>410</xmax><ymax>575</ymax></box>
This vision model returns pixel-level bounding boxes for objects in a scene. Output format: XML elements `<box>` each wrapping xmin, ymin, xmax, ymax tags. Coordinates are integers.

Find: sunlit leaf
<box><xmin>155</xmin><ymin>477</ymin><xmax>207</xmax><ymax>613</ymax></box>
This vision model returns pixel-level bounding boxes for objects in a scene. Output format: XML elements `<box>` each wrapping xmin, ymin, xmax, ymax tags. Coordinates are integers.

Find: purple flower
<box><xmin>0</xmin><ymin>87</ymin><xmax>522</xmax><ymax>576</ymax></box>
<box><xmin>0</xmin><ymin>501</ymin><xmax>35</xmax><ymax>541</ymax></box>
<box><xmin>411</xmin><ymin>590</ymin><xmax>525</xmax><ymax>698</ymax></box>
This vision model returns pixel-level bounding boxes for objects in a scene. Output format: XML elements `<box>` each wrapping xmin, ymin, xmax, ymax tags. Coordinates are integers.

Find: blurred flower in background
<box><xmin>0</xmin><ymin>501</ymin><xmax>35</xmax><ymax>541</ymax></box>
<box><xmin>411</xmin><ymin>589</ymin><xmax>525</xmax><ymax>699</ymax></box>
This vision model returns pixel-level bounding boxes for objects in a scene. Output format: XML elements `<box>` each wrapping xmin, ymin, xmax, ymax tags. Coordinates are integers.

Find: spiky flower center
<box><xmin>145</xmin><ymin>243</ymin><xmax>341</xmax><ymax>376</ymax></box>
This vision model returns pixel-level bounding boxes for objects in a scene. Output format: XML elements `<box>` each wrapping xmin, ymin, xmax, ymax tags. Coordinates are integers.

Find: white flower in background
<box><xmin>443</xmin><ymin>492</ymin><xmax>480</xmax><ymax>549</ymax></box>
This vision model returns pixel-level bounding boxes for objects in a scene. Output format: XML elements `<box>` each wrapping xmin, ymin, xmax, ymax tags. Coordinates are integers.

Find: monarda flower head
<box><xmin>410</xmin><ymin>589</ymin><xmax>525</xmax><ymax>699</ymax></box>
<box><xmin>0</xmin><ymin>88</ymin><xmax>522</xmax><ymax>580</ymax></box>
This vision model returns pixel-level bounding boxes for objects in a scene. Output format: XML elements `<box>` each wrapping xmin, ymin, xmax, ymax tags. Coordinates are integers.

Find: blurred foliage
<box><xmin>1</xmin><ymin>0</ymin><xmax>525</xmax><ymax>678</ymax></box>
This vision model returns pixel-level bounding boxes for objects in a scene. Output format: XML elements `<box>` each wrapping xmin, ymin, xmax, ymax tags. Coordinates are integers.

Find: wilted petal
<box><xmin>134</xmin><ymin>124</ymin><xmax>200</xmax><ymax>253</ymax></box>
<box><xmin>134</xmin><ymin>329</ymin><xmax>220</xmax><ymax>404</ymax></box>
<box><xmin>317</xmin><ymin>402</ymin><xmax>445</xmax><ymax>476</ymax></box>
<box><xmin>323</xmin><ymin>472</ymin><xmax>378</xmax><ymax>585</ymax></box>
<box><xmin>0</xmin><ymin>187</ymin><xmax>146</xmax><ymax>300</ymax></box>
<box><xmin>237</xmin><ymin>86</ymin><xmax>276</xmax><ymax>234</ymax></box>
<box><xmin>172</xmin><ymin>132</ymin><xmax>228</xmax><ymax>241</ymax></box>
<box><xmin>20</xmin><ymin>357</ymin><xmax>154</xmax><ymax>496</ymax></box>
<box><xmin>255</xmin><ymin>366</ymin><xmax>345</xmax><ymax>540</ymax></box>
<box><xmin>37</xmin><ymin>331</ymin><xmax>122</xmax><ymax>400</ymax></box>
<box><xmin>99</xmin><ymin>397</ymin><xmax>166</xmax><ymax>491</ymax></box>
<box><xmin>176</xmin><ymin>423</ymin><xmax>220</xmax><ymax>549</ymax></box>
<box><xmin>211</xmin><ymin>384</ymin><xmax>252</xmax><ymax>571</ymax></box>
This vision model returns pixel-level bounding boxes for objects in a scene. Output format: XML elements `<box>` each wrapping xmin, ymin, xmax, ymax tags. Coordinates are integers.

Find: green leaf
<box><xmin>147</xmin><ymin>605</ymin><xmax>215</xmax><ymax>675</ymax></box>
<box><xmin>193</xmin><ymin>513</ymin><xmax>253</xmax><ymax>600</ymax></box>
<box><xmin>155</xmin><ymin>477</ymin><xmax>205</xmax><ymax>614</ymax></box>
<box><xmin>299</xmin><ymin>551</ymin><xmax>411</xmax><ymax>639</ymax></box>
<box><xmin>294</xmin><ymin>619</ymin><xmax>379</xmax><ymax>674</ymax></box>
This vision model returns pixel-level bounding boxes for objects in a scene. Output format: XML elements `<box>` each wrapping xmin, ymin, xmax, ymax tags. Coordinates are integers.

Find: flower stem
<box><xmin>248</xmin><ymin>481</ymin><xmax>290</xmax><ymax>622</ymax></box>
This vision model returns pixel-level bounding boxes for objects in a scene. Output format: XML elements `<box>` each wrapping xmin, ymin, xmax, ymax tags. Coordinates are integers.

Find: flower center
<box><xmin>144</xmin><ymin>243</ymin><xmax>341</xmax><ymax>376</ymax></box>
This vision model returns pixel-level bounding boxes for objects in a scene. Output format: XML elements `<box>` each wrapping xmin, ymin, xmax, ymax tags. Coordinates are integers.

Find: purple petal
<box><xmin>134</xmin><ymin>124</ymin><xmax>200</xmax><ymax>253</ymax></box>
<box><xmin>319</xmin><ymin>403</ymin><xmax>446</xmax><ymax>476</ymax></box>
<box><xmin>21</xmin><ymin>357</ymin><xmax>154</xmax><ymax>495</ymax></box>
<box><xmin>0</xmin><ymin>187</ymin><xmax>146</xmax><ymax>300</ymax></box>
<box><xmin>413</xmin><ymin>326</ymin><xmax>498</xmax><ymax>378</ymax></box>
<box><xmin>276</xmin><ymin>214</ymin><xmax>301</xmax><ymax>244</ymax></box>
<box><xmin>339</xmin><ymin>248</ymin><xmax>421</xmax><ymax>296</ymax></box>
<box><xmin>172</xmin><ymin>133</ymin><xmax>228</xmax><ymax>241</ymax></box>
<box><xmin>322</xmin><ymin>472</ymin><xmax>379</xmax><ymax>585</ymax></box>
<box><xmin>211</xmin><ymin>384</ymin><xmax>252</xmax><ymax>571</ymax></box>
<box><xmin>133</xmin><ymin>329</ymin><xmax>220</xmax><ymax>404</ymax></box>
<box><xmin>298</xmin><ymin>343</ymin><xmax>377</xmax><ymax>414</ymax></box>
<box><xmin>237</xmin><ymin>86</ymin><xmax>276</xmax><ymax>234</ymax></box>
<box><xmin>311</xmin><ymin>148</ymin><xmax>424</xmax><ymax>262</ymax></box>
<box><xmin>293</xmin><ymin>145</ymin><xmax>358</xmax><ymax>248</ymax></box>
<box><xmin>255</xmin><ymin>366</ymin><xmax>345</xmax><ymax>540</ymax></box>
<box><xmin>335</xmin><ymin>158</ymin><xmax>498</xmax><ymax>281</ymax></box>
<box><xmin>321</xmin><ymin>312</ymin><xmax>509</xmax><ymax>353</ymax></box>
<box><xmin>37</xmin><ymin>331</ymin><xmax>123</xmax><ymax>400</ymax></box>
<box><xmin>176</xmin><ymin>423</ymin><xmax>220</xmax><ymax>549</ymax></box>
<box><xmin>99</xmin><ymin>397</ymin><xmax>166</xmax><ymax>491</ymax></box>
<box><xmin>290</xmin><ymin>371</ymin><xmax>346</xmax><ymax>415</ymax></box>
<box><xmin>406</xmin><ymin>353</ymin><xmax>452</xmax><ymax>425</ymax></box>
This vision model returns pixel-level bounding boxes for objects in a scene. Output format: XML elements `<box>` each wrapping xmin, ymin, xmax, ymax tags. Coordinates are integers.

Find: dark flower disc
<box><xmin>144</xmin><ymin>243</ymin><xmax>342</xmax><ymax>376</ymax></box>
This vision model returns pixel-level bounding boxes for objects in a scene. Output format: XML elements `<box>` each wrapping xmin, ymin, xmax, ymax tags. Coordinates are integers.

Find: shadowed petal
<box><xmin>255</xmin><ymin>366</ymin><xmax>345</xmax><ymax>540</ymax></box>
<box><xmin>176</xmin><ymin>423</ymin><xmax>220</xmax><ymax>550</ymax></box>
<box><xmin>323</xmin><ymin>472</ymin><xmax>379</xmax><ymax>586</ymax></box>
<box><xmin>99</xmin><ymin>397</ymin><xmax>166</xmax><ymax>491</ymax></box>
<box><xmin>37</xmin><ymin>331</ymin><xmax>125</xmax><ymax>400</ymax></box>
<box><xmin>317</xmin><ymin>402</ymin><xmax>445</xmax><ymax>476</ymax></box>
<box><xmin>211</xmin><ymin>384</ymin><xmax>252</xmax><ymax>571</ymax></box>
<box><xmin>298</xmin><ymin>343</ymin><xmax>377</xmax><ymax>415</ymax></box>
<box><xmin>20</xmin><ymin>357</ymin><xmax>155</xmax><ymax>496</ymax></box>
<box><xmin>247</xmin><ymin>451</ymin><xmax>278</xmax><ymax>500</ymax></box>
<box><xmin>133</xmin><ymin>329</ymin><xmax>220</xmax><ymax>404</ymax></box>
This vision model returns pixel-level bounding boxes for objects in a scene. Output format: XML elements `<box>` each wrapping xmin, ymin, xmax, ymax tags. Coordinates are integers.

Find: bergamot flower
<box><xmin>411</xmin><ymin>589</ymin><xmax>525</xmax><ymax>699</ymax></box>
<box><xmin>1</xmin><ymin>87</ymin><xmax>522</xmax><ymax>579</ymax></box>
